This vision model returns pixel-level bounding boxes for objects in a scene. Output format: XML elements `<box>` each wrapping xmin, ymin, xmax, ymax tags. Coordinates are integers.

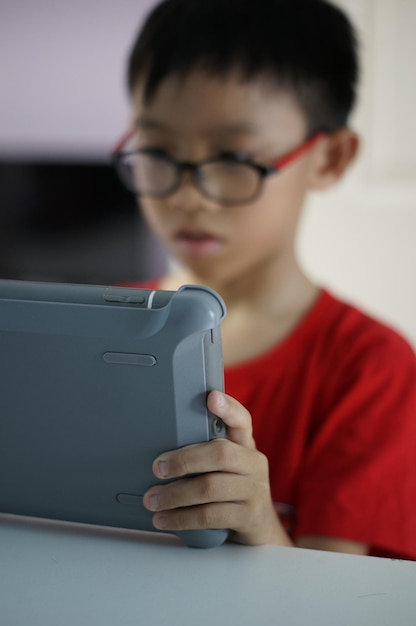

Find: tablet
<box><xmin>0</xmin><ymin>279</ymin><xmax>229</xmax><ymax>548</ymax></box>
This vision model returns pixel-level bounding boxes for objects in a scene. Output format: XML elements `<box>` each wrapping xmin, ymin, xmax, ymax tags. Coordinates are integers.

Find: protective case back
<box><xmin>0</xmin><ymin>280</ymin><xmax>228</xmax><ymax>547</ymax></box>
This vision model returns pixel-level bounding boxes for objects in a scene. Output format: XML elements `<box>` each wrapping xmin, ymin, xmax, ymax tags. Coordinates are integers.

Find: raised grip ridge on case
<box><xmin>170</xmin><ymin>286</ymin><xmax>230</xmax><ymax>548</ymax></box>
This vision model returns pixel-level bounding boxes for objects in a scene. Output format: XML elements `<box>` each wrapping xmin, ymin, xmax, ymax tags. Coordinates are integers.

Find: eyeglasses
<box><xmin>113</xmin><ymin>131</ymin><xmax>324</xmax><ymax>206</ymax></box>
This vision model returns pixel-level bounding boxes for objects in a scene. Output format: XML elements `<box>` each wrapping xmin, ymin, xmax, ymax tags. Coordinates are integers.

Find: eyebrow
<box><xmin>134</xmin><ymin>116</ymin><xmax>262</xmax><ymax>136</ymax></box>
<box><xmin>134</xmin><ymin>116</ymin><xmax>167</xmax><ymax>131</ymax></box>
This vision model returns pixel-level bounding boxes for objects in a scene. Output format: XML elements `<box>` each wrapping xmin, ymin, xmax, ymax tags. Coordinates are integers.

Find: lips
<box><xmin>173</xmin><ymin>228</ymin><xmax>224</xmax><ymax>257</ymax></box>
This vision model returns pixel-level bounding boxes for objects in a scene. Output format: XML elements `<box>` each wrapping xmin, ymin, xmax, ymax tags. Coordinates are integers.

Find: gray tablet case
<box><xmin>0</xmin><ymin>279</ymin><xmax>229</xmax><ymax>548</ymax></box>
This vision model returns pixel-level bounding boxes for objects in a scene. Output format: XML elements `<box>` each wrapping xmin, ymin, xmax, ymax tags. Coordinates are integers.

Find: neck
<box><xmin>161</xmin><ymin>252</ymin><xmax>319</xmax><ymax>366</ymax></box>
<box><xmin>162</xmin><ymin>251</ymin><xmax>317</xmax><ymax>318</ymax></box>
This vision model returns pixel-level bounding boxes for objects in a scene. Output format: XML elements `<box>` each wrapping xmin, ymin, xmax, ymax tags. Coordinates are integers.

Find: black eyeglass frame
<box><xmin>112</xmin><ymin>131</ymin><xmax>325</xmax><ymax>206</ymax></box>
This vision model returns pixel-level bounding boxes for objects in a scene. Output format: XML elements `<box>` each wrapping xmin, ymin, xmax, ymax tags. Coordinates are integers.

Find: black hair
<box><xmin>127</xmin><ymin>0</ymin><xmax>359</xmax><ymax>134</ymax></box>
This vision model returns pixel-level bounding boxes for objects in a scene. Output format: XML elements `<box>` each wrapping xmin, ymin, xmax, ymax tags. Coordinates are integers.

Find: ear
<box><xmin>308</xmin><ymin>129</ymin><xmax>360</xmax><ymax>190</ymax></box>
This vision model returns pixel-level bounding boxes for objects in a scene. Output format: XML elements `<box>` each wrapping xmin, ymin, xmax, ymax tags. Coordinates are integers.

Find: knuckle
<box><xmin>171</xmin><ymin>452</ymin><xmax>191</xmax><ymax>477</ymax></box>
<box><xmin>255</xmin><ymin>450</ymin><xmax>269</xmax><ymax>483</ymax></box>
<box><xmin>196</xmin><ymin>504</ymin><xmax>217</xmax><ymax>529</ymax></box>
<box><xmin>211</xmin><ymin>437</ymin><xmax>232</xmax><ymax>467</ymax></box>
<box><xmin>197</xmin><ymin>473</ymin><xmax>217</xmax><ymax>502</ymax></box>
<box><xmin>171</xmin><ymin>505</ymin><xmax>217</xmax><ymax>531</ymax></box>
<box><xmin>173</xmin><ymin>510</ymin><xmax>189</xmax><ymax>530</ymax></box>
<box><xmin>256</xmin><ymin>450</ymin><xmax>270</xmax><ymax>477</ymax></box>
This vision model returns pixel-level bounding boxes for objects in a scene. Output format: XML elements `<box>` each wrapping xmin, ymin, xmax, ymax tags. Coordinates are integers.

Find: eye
<box><xmin>139</xmin><ymin>146</ymin><xmax>172</xmax><ymax>160</ymax></box>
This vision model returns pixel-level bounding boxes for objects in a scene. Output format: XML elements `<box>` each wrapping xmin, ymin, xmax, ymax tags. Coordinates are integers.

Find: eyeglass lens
<box><xmin>117</xmin><ymin>152</ymin><xmax>262</xmax><ymax>203</ymax></box>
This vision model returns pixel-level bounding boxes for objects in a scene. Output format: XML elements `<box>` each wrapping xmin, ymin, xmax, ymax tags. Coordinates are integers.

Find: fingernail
<box><xmin>154</xmin><ymin>515</ymin><xmax>169</xmax><ymax>529</ymax></box>
<box><xmin>157</xmin><ymin>460</ymin><xmax>169</xmax><ymax>478</ymax></box>
<box><xmin>217</xmin><ymin>391</ymin><xmax>226</xmax><ymax>408</ymax></box>
<box><xmin>149</xmin><ymin>494</ymin><xmax>160</xmax><ymax>511</ymax></box>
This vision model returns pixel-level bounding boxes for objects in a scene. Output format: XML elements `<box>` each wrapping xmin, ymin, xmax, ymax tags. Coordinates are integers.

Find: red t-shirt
<box><xmin>130</xmin><ymin>281</ymin><xmax>416</xmax><ymax>559</ymax></box>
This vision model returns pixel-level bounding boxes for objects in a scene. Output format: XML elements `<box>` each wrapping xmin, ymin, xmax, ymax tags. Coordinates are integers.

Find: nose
<box><xmin>168</xmin><ymin>169</ymin><xmax>222</xmax><ymax>213</ymax></box>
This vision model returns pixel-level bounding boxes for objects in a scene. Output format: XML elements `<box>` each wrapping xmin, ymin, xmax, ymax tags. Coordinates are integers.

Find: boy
<box><xmin>114</xmin><ymin>0</ymin><xmax>416</xmax><ymax>558</ymax></box>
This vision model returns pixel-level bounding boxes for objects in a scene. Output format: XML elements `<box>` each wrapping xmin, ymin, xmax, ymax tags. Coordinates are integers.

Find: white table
<box><xmin>1</xmin><ymin>513</ymin><xmax>416</xmax><ymax>626</ymax></box>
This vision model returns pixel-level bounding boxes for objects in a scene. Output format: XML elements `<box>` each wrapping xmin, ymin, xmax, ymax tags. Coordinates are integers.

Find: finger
<box><xmin>150</xmin><ymin>501</ymin><xmax>245</xmax><ymax>533</ymax></box>
<box><xmin>151</xmin><ymin>499</ymin><xmax>289</xmax><ymax>547</ymax></box>
<box><xmin>152</xmin><ymin>437</ymin><xmax>262</xmax><ymax>479</ymax></box>
<box><xmin>143</xmin><ymin>472</ymin><xmax>250</xmax><ymax>512</ymax></box>
<box><xmin>207</xmin><ymin>390</ymin><xmax>256</xmax><ymax>448</ymax></box>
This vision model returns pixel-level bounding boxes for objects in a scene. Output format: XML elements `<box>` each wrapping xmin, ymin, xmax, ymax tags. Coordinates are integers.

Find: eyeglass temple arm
<box><xmin>112</xmin><ymin>128</ymin><xmax>135</xmax><ymax>154</ymax></box>
<box><xmin>271</xmin><ymin>133</ymin><xmax>325</xmax><ymax>170</ymax></box>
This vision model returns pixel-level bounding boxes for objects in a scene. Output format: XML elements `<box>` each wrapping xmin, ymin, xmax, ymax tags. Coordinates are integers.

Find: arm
<box><xmin>296</xmin><ymin>536</ymin><xmax>368</xmax><ymax>554</ymax></box>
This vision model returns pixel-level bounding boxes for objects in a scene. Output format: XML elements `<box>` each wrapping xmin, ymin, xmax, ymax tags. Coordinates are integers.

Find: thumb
<box><xmin>207</xmin><ymin>390</ymin><xmax>256</xmax><ymax>449</ymax></box>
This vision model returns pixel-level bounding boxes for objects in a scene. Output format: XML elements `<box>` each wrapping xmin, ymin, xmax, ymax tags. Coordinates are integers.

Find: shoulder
<box><xmin>310</xmin><ymin>289</ymin><xmax>416</xmax><ymax>419</ymax></box>
<box><xmin>281</xmin><ymin>287</ymin><xmax>416</xmax><ymax>392</ymax></box>
<box><xmin>315</xmin><ymin>289</ymin><xmax>416</xmax><ymax>368</ymax></box>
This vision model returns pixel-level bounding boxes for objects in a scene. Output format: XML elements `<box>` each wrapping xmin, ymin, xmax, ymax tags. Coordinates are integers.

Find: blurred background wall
<box><xmin>0</xmin><ymin>0</ymin><xmax>415</xmax><ymax>345</ymax></box>
<box><xmin>299</xmin><ymin>0</ymin><xmax>416</xmax><ymax>347</ymax></box>
<box><xmin>0</xmin><ymin>0</ymin><xmax>167</xmax><ymax>286</ymax></box>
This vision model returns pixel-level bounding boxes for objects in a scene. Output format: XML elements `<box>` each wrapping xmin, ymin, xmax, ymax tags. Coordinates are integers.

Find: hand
<box><xmin>143</xmin><ymin>390</ymin><xmax>292</xmax><ymax>546</ymax></box>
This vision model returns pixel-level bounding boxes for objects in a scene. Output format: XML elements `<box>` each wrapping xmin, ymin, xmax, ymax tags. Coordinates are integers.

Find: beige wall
<box><xmin>298</xmin><ymin>0</ymin><xmax>416</xmax><ymax>346</ymax></box>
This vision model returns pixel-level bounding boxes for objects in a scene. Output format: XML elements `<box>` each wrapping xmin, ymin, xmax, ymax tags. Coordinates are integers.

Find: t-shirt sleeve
<box><xmin>292</xmin><ymin>329</ymin><xmax>416</xmax><ymax>559</ymax></box>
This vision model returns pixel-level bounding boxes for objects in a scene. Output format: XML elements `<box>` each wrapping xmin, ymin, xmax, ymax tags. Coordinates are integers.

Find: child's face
<box><xmin>130</xmin><ymin>69</ymin><xmax>319</xmax><ymax>286</ymax></box>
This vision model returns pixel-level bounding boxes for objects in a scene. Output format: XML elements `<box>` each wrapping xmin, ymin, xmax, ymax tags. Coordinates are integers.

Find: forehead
<box><xmin>131</xmin><ymin>69</ymin><xmax>307</xmax><ymax>141</ymax></box>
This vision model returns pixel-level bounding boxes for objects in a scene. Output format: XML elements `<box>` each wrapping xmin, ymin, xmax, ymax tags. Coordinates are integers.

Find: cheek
<box><xmin>227</xmin><ymin>178</ymin><xmax>307</xmax><ymax>259</ymax></box>
<box><xmin>234</xmin><ymin>190</ymin><xmax>295</xmax><ymax>241</ymax></box>
<box><xmin>138</xmin><ymin>199</ymin><xmax>169</xmax><ymax>236</ymax></box>
<box><xmin>252</xmin><ymin>172</ymin><xmax>308</xmax><ymax>231</ymax></box>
